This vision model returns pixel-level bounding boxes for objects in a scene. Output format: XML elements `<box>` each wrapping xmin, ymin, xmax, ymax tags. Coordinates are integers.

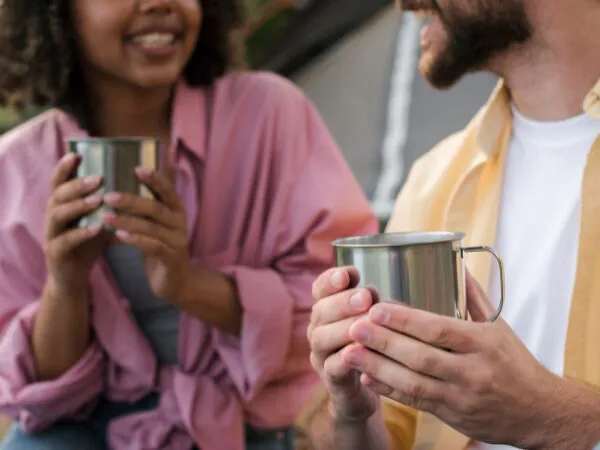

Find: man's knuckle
<box><xmin>415</xmin><ymin>353</ymin><xmax>438</xmax><ymax>374</ymax></box>
<box><xmin>388</xmin><ymin>390</ymin><xmax>406</xmax><ymax>405</ymax></box>
<box><xmin>403</xmin><ymin>381</ymin><xmax>426</xmax><ymax>407</ymax></box>
<box><xmin>429</xmin><ymin>387</ymin><xmax>446</xmax><ymax>404</ymax></box>
<box><xmin>323</xmin><ymin>355</ymin><xmax>352</xmax><ymax>385</ymax></box>
<box><xmin>309</xmin><ymin>352</ymin><xmax>321</xmax><ymax>372</ymax></box>
<box><xmin>431</xmin><ymin>326</ymin><xmax>452</xmax><ymax>346</ymax></box>
<box><xmin>375</xmin><ymin>382</ymin><xmax>394</xmax><ymax>397</ymax></box>
<box><xmin>404</xmin><ymin>380</ymin><xmax>425</xmax><ymax>399</ymax></box>
<box><xmin>310</xmin><ymin>305</ymin><xmax>322</xmax><ymax>326</ymax></box>
<box><xmin>374</xmin><ymin>334</ymin><xmax>388</xmax><ymax>353</ymax></box>
<box><xmin>312</xmin><ymin>274</ymin><xmax>328</xmax><ymax>300</ymax></box>
<box><xmin>458</xmin><ymin>334</ymin><xmax>476</xmax><ymax>351</ymax></box>
<box><xmin>425</xmin><ymin>400</ymin><xmax>441</xmax><ymax>417</ymax></box>
<box><xmin>310</xmin><ymin>328</ymin><xmax>325</xmax><ymax>351</ymax></box>
<box><xmin>322</xmin><ymin>356</ymin><xmax>338</xmax><ymax>380</ymax></box>
<box><xmin>485</xmin><ymin>328</ymin><xmax>503</xmax><ymax>352</ymax></box>
<box><xmin>471</xmin><ymin>368</ymin><xmax>493</xmax><ymax>395</ymax></box>
<box><xmin>392</xmin><ymin>312</ymin><xmax>409</xmax><ymax>332</ymax></box>
<box><xmin>306</xmin><ymin>323</ymin><xmax>313</xmax><ymax>340</ymax></box>
<box><xmin>457</xmin><ymin>397</ymin><xmax>478</xmax><ymax>416</ymax></box>
<box><xmin>362</xmin><ymin>352</ymin><xmax>379</xmax><ymax>373</ymax></box>
<box><xmin>311</xmin><ymin>279</ymin><xmax>320</xmax><ymax>300</ymax></box>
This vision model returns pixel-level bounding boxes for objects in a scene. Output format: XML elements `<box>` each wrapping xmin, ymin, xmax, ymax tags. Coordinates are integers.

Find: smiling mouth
<box><xmin>130</xmin><ymin>32</ymin><xmax>179</xmax><ymax>48</ymax></box>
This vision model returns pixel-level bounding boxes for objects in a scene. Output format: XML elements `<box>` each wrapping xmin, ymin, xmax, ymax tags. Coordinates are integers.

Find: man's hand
<box><xmin>340</xmin><ymin>272</ymin><xmax>579</xmax><ymax>448</ymax></box>
<box><xmin>308</xmin><ymin>267</ymin><xmax>379</xmax><ymax>423</ymax></box>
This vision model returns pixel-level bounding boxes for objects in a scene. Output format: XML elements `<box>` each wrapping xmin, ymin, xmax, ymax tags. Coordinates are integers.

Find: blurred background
<box><xmin>0</xmin><ymin>0</ymin><xmax>499</xmax><ymax>227</ymax></box>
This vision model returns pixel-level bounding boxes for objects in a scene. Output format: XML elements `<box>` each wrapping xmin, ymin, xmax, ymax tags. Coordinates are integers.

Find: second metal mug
<box><xmin>68</xmin><ymin>137</ymin><xmax>161</xmax><ymax>228</ymax></box>
<box><xmin>332</xmin><ymin>231</ymin><xmax>505</xmax><ymax>322</ymax></box>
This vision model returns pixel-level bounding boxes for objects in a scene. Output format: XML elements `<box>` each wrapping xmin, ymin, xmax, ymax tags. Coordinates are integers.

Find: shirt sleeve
<box><xmin>0</xmin><ymin>144</ymin><xmax>105</xmax><ymax>433</ymax></box>
<box><xmin>211</xmin><ymin>78</ymin><xmax>379</xmax><ymax>425</ymax></box>
<box><xmin>381</xmin><ymin>398</ymin><xmax>418</xmax><ymax>450</ymax></box>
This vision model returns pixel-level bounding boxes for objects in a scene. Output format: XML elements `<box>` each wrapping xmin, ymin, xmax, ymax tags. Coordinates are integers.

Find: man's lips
<box><xmin>400</xmin><ymin>0</ymin><xmax>441</xmax><ymax>17</ymax></box>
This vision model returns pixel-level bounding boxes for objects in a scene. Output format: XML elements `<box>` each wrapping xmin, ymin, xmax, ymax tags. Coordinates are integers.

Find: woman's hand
<box><xmin>44</xmin><ymin>152</ymin><xmax>108</xmax><ymax>298</ymax></box>
<box><xmin>36</xmin><ymin>152</ymin><xmax>108</xmax><ymax>379</ymax></box>
<box><xmin>101</xmin><ymin>167</ymin><xmax>190</xmax><ymax>302</ymax></box>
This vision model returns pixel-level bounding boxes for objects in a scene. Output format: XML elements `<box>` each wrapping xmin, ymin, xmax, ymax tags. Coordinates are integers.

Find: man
<box><xmin>306</xmin><ymin>0</ymin><xmax>600</xmax><ymax>448</ymax></box>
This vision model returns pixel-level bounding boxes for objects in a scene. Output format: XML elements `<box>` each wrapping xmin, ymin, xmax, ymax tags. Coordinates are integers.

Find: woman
<box><xmin>0</xmin><ymin>0</ymin><xmax>377</xmax><ymax>449</ymax></box>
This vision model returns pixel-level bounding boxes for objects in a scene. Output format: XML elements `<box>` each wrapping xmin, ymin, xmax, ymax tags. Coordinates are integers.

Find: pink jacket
<box><xmin>0</xmin><ymin>72</ymin><xmax>378</xmax><ymax>449</ymax></box>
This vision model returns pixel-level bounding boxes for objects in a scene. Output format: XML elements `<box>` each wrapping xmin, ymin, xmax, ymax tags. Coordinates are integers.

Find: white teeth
<box><xmin>132</xmin><ymin>33</ymin><xmax>175</xmax><ymax>47</ymax></box>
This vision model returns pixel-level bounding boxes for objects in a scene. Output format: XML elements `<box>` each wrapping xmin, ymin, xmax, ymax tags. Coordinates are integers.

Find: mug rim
<box><xmin>332</xmin><ymin>231</ymin><xmax>466</xmax><ymax>248</ymax></box>
<box><xmin>67</xmin><ymin>137</ymin><xmax>160</xmax><ymax>144</ymax></box>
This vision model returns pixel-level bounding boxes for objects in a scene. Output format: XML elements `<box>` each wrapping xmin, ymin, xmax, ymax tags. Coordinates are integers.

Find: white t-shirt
<box><xmin>477</xmin><ymin>106</ymin><xmax>600</xmax><ymax>450</ymax></box>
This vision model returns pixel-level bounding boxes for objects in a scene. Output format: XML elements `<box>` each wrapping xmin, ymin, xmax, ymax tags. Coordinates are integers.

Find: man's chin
<box><xmin>418</xmin><ymin>53</ymin><xmax>467</xmax><ymax>90</ymax></box>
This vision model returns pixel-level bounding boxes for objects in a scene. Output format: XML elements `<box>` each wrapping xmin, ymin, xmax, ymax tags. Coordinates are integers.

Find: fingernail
<box><xmin>350</xmin><ymin>291</ymin><xmax>367</xmax><ymax>309</ymax></box>
<box><xmin>104</xmin><ymin>193</ymin><xmax>121</xmax><ymax>205</ymax></box>
<box><xmin>116</xmin><ymin>229</ymin><xmax>131</xmax><ymax>240</ymax></box>
<box><xmin>370</xmin><ymin>307</ymin><xmax>390</xmax><ymax>325</ymax></box>
<box><xmin>331</xmin><ymin>270</ymin><xmax>345</xmax><ymax>289</ymax></box>
<box><xmin>353</xmin><ymin>326</ymin><xmax>371</xmax><ymax>344</ymax></box>
<box><xmin>135</xmin><ymin>167</ymin><xmax>153</xmax><ymax>177</ymax></box>
<box><xmin>84</xmin><ymin>175</ymin><xmax>102</xmax><ymax>187</ymax></box>
<box><xmin>344</xmin><ymin>353</ymin><xmax>363</xmax><ymax>369</ymax></box>
<box><xmin>85</xmin><ymin>195</ymin><xmax>102</xmax><ymax>206</ymax></box>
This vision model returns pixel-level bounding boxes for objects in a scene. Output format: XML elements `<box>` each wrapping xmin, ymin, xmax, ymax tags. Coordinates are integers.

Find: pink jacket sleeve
<box><xmin>0</xmin><ymin>135</ymin><xmax>105</xmax><ymax>432</ymax></box>
<box><xmin>212</xmin><ymin>80</ymin><xmax>379</xmax><ymax>425</ymax></box>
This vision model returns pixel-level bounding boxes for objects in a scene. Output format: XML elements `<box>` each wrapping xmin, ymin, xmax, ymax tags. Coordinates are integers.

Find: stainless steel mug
<box><xmin>68</xmin><ymin>137</ymin><xmax>161</xmax><ymax>228</ymax></box>
<box><xmin>332</xmin><ymin>231</ymin><xmax>505</xmax><ymax>322</ymax></box>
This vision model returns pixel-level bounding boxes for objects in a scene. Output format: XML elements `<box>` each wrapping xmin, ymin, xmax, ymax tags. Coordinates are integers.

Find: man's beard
<box><xmin>423</xmin><ymin>1</ymin><xmax>532</xmax><ymax>89</ymax></box>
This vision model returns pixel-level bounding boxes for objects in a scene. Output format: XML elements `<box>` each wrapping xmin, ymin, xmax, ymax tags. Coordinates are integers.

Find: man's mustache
<box><xmin>398</xmin><ymin>0</ymin><xmax>441</xmax><ymax>13</ymax></box>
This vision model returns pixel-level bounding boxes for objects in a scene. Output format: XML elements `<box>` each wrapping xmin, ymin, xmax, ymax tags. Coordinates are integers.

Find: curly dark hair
<box><xmin>0</xmin><ymin>0</ymin><xmax>244</xmax><ymax>112</ymax></box>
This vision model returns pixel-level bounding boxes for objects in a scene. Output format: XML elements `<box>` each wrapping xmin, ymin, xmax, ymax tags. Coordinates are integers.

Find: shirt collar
<box><xmin>474</xmin><ymin>80</ymin><xmax>512</xmax><ymax>157</ymax></box>
<box><xmin>56</xmin><ymin>79</ymin><xmax>209</xmax><ymax>160</ymax></box>
<box><xmin>170</xmin><ymin>79</ymin><xmax>208</xmax><ymax>160</ymax></box>
<box><xmin>583</xmin><ymin>77</ymin><xmax>600</xmax><ymax>120</ymax></box>
<box><xmin>475</xmin><ymin>76</ymin><xmax>600</xmax><ymax>157</ymax></box>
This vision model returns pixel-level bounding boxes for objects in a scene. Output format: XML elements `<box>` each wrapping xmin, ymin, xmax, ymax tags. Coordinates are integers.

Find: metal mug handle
<box><xmin>461</xmin><ymin>246</ymin><xmax>505</xmax><ymax>323</ymax></box>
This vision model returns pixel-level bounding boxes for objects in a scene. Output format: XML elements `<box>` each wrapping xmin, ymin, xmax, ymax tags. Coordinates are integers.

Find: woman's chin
<box><xmin>128</xmin><ymin>67</ymin><xmax>183</xmax><ymax>91</ymax></box>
